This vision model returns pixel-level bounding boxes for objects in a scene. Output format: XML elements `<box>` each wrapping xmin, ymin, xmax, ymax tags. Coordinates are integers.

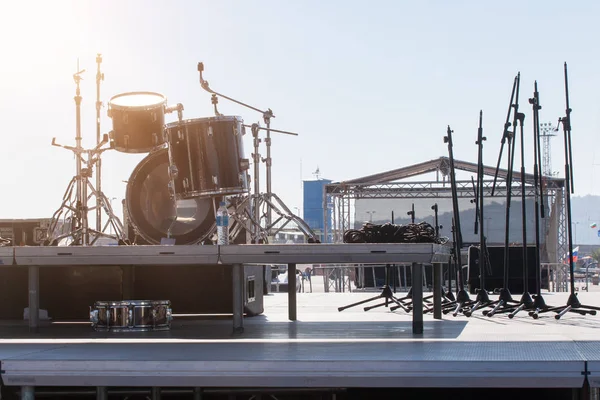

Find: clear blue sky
<box><xmin>0</xmin><ymin>0</ymin><xmax>598</xmax><ymax>225</ymax></box>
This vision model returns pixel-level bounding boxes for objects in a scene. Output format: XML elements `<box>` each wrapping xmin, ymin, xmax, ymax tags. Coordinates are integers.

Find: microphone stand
<box><xmin>526</xmin><ymin>81</ymin><xmax>551</xmax><ymax>315</ymax></box>
<box><xmin>534</xmin><ymin>63</ymin><xmax>598</xmax><ymax>319</ymax></box>
<box><xmin>491</xmin><ymin>76</ymin><xmax>518</xmax><ymax>196</ymax></box>
<box><xmin>439</xmin><ymin>126</ymin><xmax>474</xmax><ymax>316</ymax></box>
<box><xmin>506</xmin><ymin>111</ymin><xmax>535</xmax><ymax>317</ymax></box>
<box><xmin>464</xmin><ymin>111</ymin><xmax>493</xmax><ymax>316</ymax></box>
<box><xmin>486</xmin><ymin>73</ymin><xmax>522</xmax><ymax>317</ymax></box>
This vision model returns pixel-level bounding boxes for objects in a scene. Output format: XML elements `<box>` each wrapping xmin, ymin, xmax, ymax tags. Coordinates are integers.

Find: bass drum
<box><xmin>126</xmin><ymin>148</ymin><xmax>218</xmax><ymax>245</ymax></box>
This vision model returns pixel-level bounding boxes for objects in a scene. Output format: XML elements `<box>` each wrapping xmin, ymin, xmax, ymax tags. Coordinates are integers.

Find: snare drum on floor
<box><xmin>90</xmin><ymin>300</ymin><xmax>172</xmax><ymax>332</ymax></box>
<box><xmin>108</xmin><ymin>92</ymin><xmax>167</xmax><ymax>153</ymax></box>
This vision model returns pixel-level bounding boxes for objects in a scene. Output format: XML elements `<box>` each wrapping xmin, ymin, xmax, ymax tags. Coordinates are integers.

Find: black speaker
<box><xmin>467</xmin><ymin>245</ymin><xmax>547</xmax><ymax>294</ymax></box>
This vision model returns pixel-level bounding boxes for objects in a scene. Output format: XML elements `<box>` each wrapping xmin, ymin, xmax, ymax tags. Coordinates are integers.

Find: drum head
<box><xmin>126</xmin><ymin>149</ymin><xmax>217</xmax><ymax>245</ymax></box>
<box><xmin>109</xmin><ymin>92</ymin><xmax>166</xmax><ymax>109</ymax></box>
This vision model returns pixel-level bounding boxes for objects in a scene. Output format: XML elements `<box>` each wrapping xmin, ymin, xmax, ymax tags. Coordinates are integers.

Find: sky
<box><xmin>0</xmin><ymin>1</ymin><xmax>598</xmax><ymax>238</ymax></box>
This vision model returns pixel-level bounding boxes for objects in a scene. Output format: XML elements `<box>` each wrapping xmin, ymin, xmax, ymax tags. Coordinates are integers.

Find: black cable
<box><xmin>343</xmin><ymin>222</ymin><xmax>448</xmax><ymax>244</ymax></box>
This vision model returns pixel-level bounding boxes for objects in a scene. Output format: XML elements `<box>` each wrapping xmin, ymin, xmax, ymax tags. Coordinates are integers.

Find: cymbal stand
<box><xmin>197</xmin><ymin>62</ymin><xmax>318</xmax><ymax>243</ymax></box>
<box><xmin>223</xmin><ymin>124</ymin><xmax>319</xmax><ymax>243</ymax></box>
<box><xmin>533</xmin><ymin>63</ymin><xmax>598</xmax><ymax>319</ymax></box>
<box><xmin>46</xmin><ymin>135</ymin><xmax>127</xmax><ymax>245</ymax></box>
<box><xmin>45</xmin><ymin>65</ymin><xmax>126</xmax><ymax>246</ymax></box>
<box><xmin>95</xmin><ymin>53</ymin><xmax>104</xmax><ymax>232</ymax></box>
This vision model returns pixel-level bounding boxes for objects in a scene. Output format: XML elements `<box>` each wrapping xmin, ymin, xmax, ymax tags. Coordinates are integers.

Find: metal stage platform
<box><xmin>0</xmin><ymin>292</ymin><xmax>599</xmax><ymax>395</ymax></box>
<box><xmin>1</xmin><ymin>244</ymin><xmax>600</xmax><ymax>397</ymax></box>
<box><xmin>0</xmin><ymin>243</ymin><xmax>449</xmax><ymax>335</ymax></box>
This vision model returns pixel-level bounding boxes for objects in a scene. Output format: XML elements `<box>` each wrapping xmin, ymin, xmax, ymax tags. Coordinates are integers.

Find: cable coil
<box><xmin>343</xmin><ymin>222</ymin><xmax>448</xmax><ymax>244</ymax></box>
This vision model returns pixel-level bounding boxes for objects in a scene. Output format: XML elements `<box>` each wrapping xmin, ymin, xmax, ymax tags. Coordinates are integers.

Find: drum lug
<box><xmin>212</xmin><ymin>176</ymin><xmax>218</xmax><ymax>185</ymax></box>
<box><xmin>169</xmin><ymin>164</ymin><xmax>179</xmax><ymax>179</ymax></box>
<box><xmin>152</xmin><ymin>133</ymin><xmax>159</xmax><ymax>145</ymax></box>
<box><xmin>128</xmin><ymin>308</ymin><xmax>134</xmax><ymax>328</ymax></box>
<box><xmin>89</xmin><ymin>308</ymin><xmax>99</xmax><ymax>326</ymax></box>
<box><xmin>240</xmin><ymin>158</ymin><xmax>250</xmax><ymax>171</ymax></box>
<box><xmin>207</xmin><ymin>126</ymin><xmax>213</xmax><ymax>136</ymax></box>
<box><xmin>183</xmin><ymin>177</ymin><xmax>190</xmax><ymax>191</ymax></box>
<box><xmin>166</xmin><ymin>308</ymin><xmax>173</xmax><ymax>323</ymax></box>
<box><xmin>178</xmin><ymin>129</ymin><xmax>184</xmax><ymax>140</ymax></box>
<box><xmin>124</xmin><ymin>135</ymin><xmax>129</xmax><ymax>147</ymax></box>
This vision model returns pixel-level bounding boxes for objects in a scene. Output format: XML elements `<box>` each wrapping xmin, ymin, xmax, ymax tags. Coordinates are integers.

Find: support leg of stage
<box><xmin>288</xmin><ymin>263</ymin><xmax>297</xmax><ymax>321</ymax></box>
<box><xmin>412</xmin><ymin>262</ymin><xmax>424</xmax><ymax>334</ymax></box>
<box><xmin>21</xmin><ymin>386</ymin><xmax>34</xmax><ymax>400</ymax></box>
<box><xmin>96</xmin><ymin>387</ymin><xmax>108</xmax><ymax>400</ymax></box>
<box><xmin>232</xmin><ymin>263</ymin><xmax>244</xmax><ymax>334</ymax></box>
<box><xmin>433</xmin><ymin>263</ymin><xmax>443</xmax><ymax>320</ymax></box>
<box><xmin>28</xmin><ymin>266</ymin><xmax>39</xmax><ymax>333</ymax></box>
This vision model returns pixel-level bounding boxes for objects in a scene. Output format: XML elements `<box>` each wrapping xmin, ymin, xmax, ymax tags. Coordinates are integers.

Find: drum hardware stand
<box><xmin>45</xmin><ymin>64</ymin><xmax>126</xmax><ymax>246</ymax></box>
<box><xmin>162</xmin><ymin>103</ymin><xmax>184</xmax><ymax>243</ymax></box>
<box><xmin>484</xmin><ymin>74</ymin><xmax>523</xmax><ymax>317</ymax></box>
<box><xmin>533</xmin><ymin>63</ymin><xmax>598</xmax><ymax>319</ymax></box>
<box><xmin>197</xmin><ymin>62</ymin><xmax>312</xmax><ymax>242</ymax></box>
<box><xmin>95</xmin><ymin>53</ymin><xmax>104</xmax><ymax>233</ymax></box>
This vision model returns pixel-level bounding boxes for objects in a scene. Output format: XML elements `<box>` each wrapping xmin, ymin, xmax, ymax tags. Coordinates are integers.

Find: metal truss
<box><xmin>331</xmin><ymin>180</ymin><xmax>558</xmax><ymax>200</ymax></box>
<box><xmin>322</xmin><ymin>158</ymin><xmax>567</xmax><ymax>263</ymax></box>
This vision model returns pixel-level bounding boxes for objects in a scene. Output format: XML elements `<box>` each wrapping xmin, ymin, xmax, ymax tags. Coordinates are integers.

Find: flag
<box><xmin>591</xmin><ymin>222</ymin><xmax>598</xmax><ymax>229</ymax></box>
<box><xmin>563</xmin><ymin>246</ymin><xmax>580</xmax><ymax>263</ymax></box>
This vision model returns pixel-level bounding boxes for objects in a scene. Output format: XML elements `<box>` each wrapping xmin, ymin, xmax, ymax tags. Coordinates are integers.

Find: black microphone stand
<box><xmin>505</xmin><ymin>111</ymin><xmax>536</xmax><ymax>317</ymax></box>
<box><xmin>534</xmin><ymin>63</ymin><xmax>598</xmax><ymax>319</ymax></box>
<box><xmin>464</xmin><ymin>111</ymin><xmax>493</xmax><ymax>317</ymax></box>
<box><xmin>491</xmin><ymin>76</ymin><xmax>518</xmax><ymax>196</ymax></box>
<box><xmin>525</xmin><ymin>81</ymin><xmax>552</xmax><ymax>316</ymax></box>
<box><xmin>439</xmin><ymin>126</ymin><xmax>474</xmax><ymax>317</ymax></box>
<box><xmin>486</xmin><ymin>73</ymin><xmax>523</xmax><ymax>317</ymax></box>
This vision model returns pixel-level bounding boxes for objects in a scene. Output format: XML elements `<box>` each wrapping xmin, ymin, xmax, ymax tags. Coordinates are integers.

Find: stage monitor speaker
<box><xmin>467</xmin><ymin>245</ymin><xmax>547</xmax><ymax>294</ymax></box>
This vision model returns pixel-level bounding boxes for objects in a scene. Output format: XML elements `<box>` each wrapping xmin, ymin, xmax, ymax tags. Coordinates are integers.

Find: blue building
<box><xmin>303</xmin><ymin>178</ymin><xmax>333</xmax><ymax>243</ymax></box>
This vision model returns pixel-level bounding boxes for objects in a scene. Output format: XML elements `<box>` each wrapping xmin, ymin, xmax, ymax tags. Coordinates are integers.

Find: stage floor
<box><xmin>1</xmin><ymin>291</ymin><xmax>600</xmax><ymax>389</ymax></box>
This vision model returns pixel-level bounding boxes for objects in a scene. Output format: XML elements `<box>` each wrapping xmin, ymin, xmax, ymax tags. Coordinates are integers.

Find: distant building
<box><xmin>303</xmin><ymin>178</ymin><xmax>333</xmax><ymax>243</ymax></box>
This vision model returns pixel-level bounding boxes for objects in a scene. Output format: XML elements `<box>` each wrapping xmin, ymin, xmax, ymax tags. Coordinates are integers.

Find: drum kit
<box><xmin>45</xmin><ymin>56</ymin><xmax>318</xmax><ymax>246</ymax></box>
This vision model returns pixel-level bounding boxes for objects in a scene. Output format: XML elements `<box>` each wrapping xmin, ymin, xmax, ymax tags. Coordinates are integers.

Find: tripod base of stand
<box><xmin>229</xmin><ymin>192</ymin><xmax>319</xmax><ymax>244</ymax></box>
<box><xmin>46</xmin><ymin>175</ymin><xmax>128</xmax><ymax>246</ymax></box>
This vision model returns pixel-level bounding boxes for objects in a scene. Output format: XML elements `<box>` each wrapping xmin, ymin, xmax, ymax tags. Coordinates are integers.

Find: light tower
<box><xmin>539</xmin><ymin>122</ymin><xmax>558</xmax><ymax>177</ymax></box>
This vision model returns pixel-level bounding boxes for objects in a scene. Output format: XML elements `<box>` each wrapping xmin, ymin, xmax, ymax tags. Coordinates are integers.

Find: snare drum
<box><xmin>166</xmin><ymin>116</ymin><xmax>249</xmax><ymax>199</ymax></box>
<box><xmin>108</xmin><ymin>92</ymin><xmax>167</xmax><ymax>153</ymax></box>
<box><xmin>90</xmin><ymin>300</ymin><xmax>172</xmax><ymax>332</ymax></box>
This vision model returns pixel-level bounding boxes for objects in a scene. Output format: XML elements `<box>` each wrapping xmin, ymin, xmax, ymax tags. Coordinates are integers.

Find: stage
<box><xmin>0</xmin><ymin>291</ymin><xmax>600</xmax><ymax>392</ymax></box>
